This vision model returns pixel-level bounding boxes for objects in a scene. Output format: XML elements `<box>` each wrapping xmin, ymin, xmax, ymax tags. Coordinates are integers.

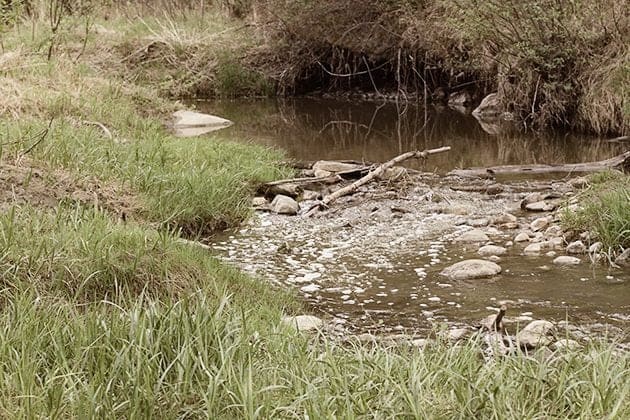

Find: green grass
<box><xmin>0</xmin><ymin>6</ymin><xmax>628</xmax><ymax>418</ymax></box>
<box><xmin>561</xmin><ymin>171</ymin><xmax>630</xmax><ymax>254</ymax></box>
<box><xmin>0</xmin><ymin>291</ymin><xmax>627</xmax><ymax>418</ymax></box>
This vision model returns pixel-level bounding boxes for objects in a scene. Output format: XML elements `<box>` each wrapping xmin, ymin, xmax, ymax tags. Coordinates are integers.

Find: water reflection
<box><xmin>191</xmin><ymin>98</ymin><xmax>624</xmax><ymax>173</ymax></box>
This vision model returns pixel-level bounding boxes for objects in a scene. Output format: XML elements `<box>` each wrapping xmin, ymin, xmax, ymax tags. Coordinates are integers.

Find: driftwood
<box><xmin>449</xmin><ymin>151</ymin><xmax>630</xmax><ymax>178</ymax></box>
<box><xmin>305</xmin><ymin>146</ymin><xmax>451</xmax><ymax>216</ymax></box>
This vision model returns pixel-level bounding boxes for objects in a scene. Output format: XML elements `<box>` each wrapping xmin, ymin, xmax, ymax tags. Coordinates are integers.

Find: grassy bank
<box><xmin>561</xmin><ymin>171</ymin><xmax>630</xmax><ymax>256</ymax></box>
<box><xmin>0</xmin><ymin>2</ymin><xmax>629</xmax><ymax>418</ymax></box>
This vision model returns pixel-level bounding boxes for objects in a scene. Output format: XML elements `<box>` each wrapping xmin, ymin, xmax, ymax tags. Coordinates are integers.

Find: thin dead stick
<box><xmin>304</xmin><ymin>146</ymin><xmax>451</xmax><ymax>217</ymax></box>
<box><xmin>21</xmin><ymin>117</ymin><xmax>54</xmax><ymax>156</ymax></box>
<box><xmin>83</xmin><ymin>120</ymin><xmax>113</xmax><ymax>140</ymax></box>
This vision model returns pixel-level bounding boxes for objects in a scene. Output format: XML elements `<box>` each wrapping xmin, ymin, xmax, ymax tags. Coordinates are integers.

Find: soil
<box><xmin>0</xmin><ymin>158</ymin><xmax>140</xmax><ymax>218</ymax></box>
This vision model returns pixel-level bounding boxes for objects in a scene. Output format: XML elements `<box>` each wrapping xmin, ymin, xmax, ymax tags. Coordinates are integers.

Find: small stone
<box><xmin>478</xmin><ymin>245</ymin><xmax>508</xmax><ymax>256</ymax></box>
<box><xmin>281</xmin><ymin>315</ymin><xmax>323</xmax><ymax>332</ymax></box>
<box><xmin>553</xmin><ymin>256</ymin><xmax>581</xmax><ymax>266</ymax></box>
<box><xmin>313</xmin><ymin>169</ymin><xmax>332</xmax><ymax>178</ymax></box>
<box><xmin>544</xmin><ymin>225</ymin><xmax>563</xmax><ymax>237</ymax></box>
<box><xmin>524</xmin><ymin>243</ymin><xmax>543</xmax><ymax>255</ymax></box>
<box><xmin>493</xmin><ymin>213</ymin><xmax>517</xmax><ymax>224</ymax></box>
<box><xmin>485</xmin><ymin>184</ymin><xmax>504</xmax><ymax>195</ymax></box>
<box><xmin>440</xmin><ymin>259</ymin><xmax>502</xmax><ymax>280</ymax></box>
<box><xmin>517</xmin><ymin>320</ymin><xmax>555</xmax><ymax>349</ymax></box>
<box><xmin>468</xmin><ymin>218</ymin><xmax>489</xmax><ymax>227</ymax></box>
<box><xmin>515</xmin><ymin>232</ymin><xmax>530</xmax><ymax>242</ymax></box>
<box><xmin>589</xmin><ymin>242</ymin><xmax>603</xmax><ymax>254</ymax></box>
<box><xmin>505</xmin><ymin>241</ymin><xmax>514</xmax><ymax>247</ymax></box>
<box><xmin>566</xmin><ymin>240</ymin><xmax>587</xmax><ymax>254</ymax></box>
<box><xmin>271</xmin><ymin>195</ymin><xmax>299</xmax><ymax>215</ymax></box>
<box><xmin>552</xmin><ymin>339</ymin><xmax>581</xmax><ymax>351</ymax></box>
<box><xmin>488</xmin><ymin>255</ymin><xmax>502</xmax><ymax>263</ymax></box>
<box><xmin>302</xmin><ymin>190</ymin><xmax>321</xmax><ymax>201</ymax></box>
<box><xmin>300</xmin><ymin>284</ymin><xmax>320</xmax><ymax>293</ymax></box>
<box><xmin>252</xmin><ymin>197</ymin><xmax>268</xmax><ymax>207</ymax></box>
<box><xmin>546</xmin><ymin>251</ymin><xmax>557</xmax><ymax>257</ymax></box>
<box><xmin>569</xmin><ymin>177</ymin><xmax>589</xmax><ymax>189</ymax></box>
<box><xmin>446</xmin><ymin>328</ymin><xmax>470</xmax><ymax>341</ymax></box>
<box><xmin>312</xmin><ymin>160</ymin><xmax>363</xmax><ymax>173</ymax></box>
<box><xmin>454</xmin><ymin>229</ymin><xmax>490</xmax><ymax>243</ymax></box>
<box><xmin>501</xmin><ymin>222</ymin><xmax>519</xmax><ymax>230</ymax></box>
<box><xmin>530</xmin><ymin>217</ymin><xmax>551</xmax><ymax>232</ymax></box>
<box><xmin>525</xmin><ymin>201</ymin><xmax>556</xmax><ymax>212</ymax></box>
<box><xmin>549</xmin><ymin>237</ymin><xmax>564</xmax><ymax>248</ymax></box>
<box><xmin>520</xmin><ymin>192</ymin><xmax>545</xmax><ymax>209</ymax></box>
<box><xmin>614</xmin><ymin>248</ymin><xmax>630</xmax><ymax>267</ymax></box>
<box><xmin>448</xmin><ymin>206</ymin><xmax>470</xmax><ymax>215</ymax></box>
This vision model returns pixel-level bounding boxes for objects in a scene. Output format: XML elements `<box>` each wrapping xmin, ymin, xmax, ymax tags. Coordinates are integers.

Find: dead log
<box><xmin>449</xmin><ymin>151</ymin><xmax>630</xmax><ymax>178</ymax></box>
<box><xmin>305</xmin><ymin>146</ymin><xmax>451</xmax><ymax>216</ymax></box>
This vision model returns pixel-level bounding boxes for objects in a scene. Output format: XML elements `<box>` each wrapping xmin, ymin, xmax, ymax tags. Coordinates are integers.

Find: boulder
<box><xmin>454</xmin><ymin>229</ymin><xmax>490</xmax><ymax>243</ymax></box>
<box><xmin>478</xmin><ymin>245</ymin><xmax>508</xmax><ymax>256</ymax></box>
<box><xmin>281</xmin><ymin>315</ymin><xmax>323</xmax><ymax>332</ymax></box>
<box><xmin>517</xmin><ymin>320</ymin><xmax>555</xmax><ymax>349</ymax></box>
<box><xmin>553</xmin><ymin>256</ymin><xmax>581</xmax><ymax>266</ymax></box>
<box><xmin>472</xmin><ymin>93</ymin><xmax>502</xmax><ymax>118</ymax></box>
<box><xmin>440</xmin><ymin>259</ymin><xmax>501</xmax><ymax>280</ymax></box>
<box><xmin>302</xmin><ymin>190</ymin><xmax>321</xmax><ymax>201</ymax></box>
<box><xmin>566</xmin><ymin>240</ymin><xmax>587</xmax><ymax>254</ymax></box>
<box><xmin>172</xmin><ymin>110</ymin><xmax>233</xmax><ymax>137</ymax></box>
<box><xmin>271</xmin><ymin>195</ymin><xmax>299</xmax><ymax>215</ymax></box>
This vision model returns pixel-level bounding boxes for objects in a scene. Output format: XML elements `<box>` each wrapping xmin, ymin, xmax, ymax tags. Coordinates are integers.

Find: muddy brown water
<box><xmin>192</xmin><ymin>98</ymin><xmax>629</xmax><ymax>336</ymax></box>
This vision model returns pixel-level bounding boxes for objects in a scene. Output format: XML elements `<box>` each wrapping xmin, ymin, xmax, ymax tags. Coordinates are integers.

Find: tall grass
<box><xmin>561</xmin><ymin>171</ymin><xmax>630</xmax><ymax>254</ymax></box>
<box><xmin>0</xmin><ymin>290</ymin><xmax>627</xmax><ymax>418</ymax></box>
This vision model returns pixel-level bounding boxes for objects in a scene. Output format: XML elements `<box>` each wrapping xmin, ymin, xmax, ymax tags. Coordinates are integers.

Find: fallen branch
<box><xmin>305</xmin><ymin>146</ymin><xmax>451</xmax><ymax>216</ymax></box>
<box><xmin>449</xmin><ymin>151</ymin><xmax>630</xmax><ymax>178</ymax></box>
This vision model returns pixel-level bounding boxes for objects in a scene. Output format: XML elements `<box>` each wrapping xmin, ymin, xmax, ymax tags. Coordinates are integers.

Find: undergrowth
<box><xmin>561</xmin><ymin>171</ymin><xmax>630</xmax><ymax>254</ymax></box>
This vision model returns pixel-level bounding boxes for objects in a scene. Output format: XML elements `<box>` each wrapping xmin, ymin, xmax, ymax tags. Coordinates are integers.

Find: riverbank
<box><xmin>0</xmin><ymin>3</ymin><xmax>628</xmax><ymax>417</ymax></box>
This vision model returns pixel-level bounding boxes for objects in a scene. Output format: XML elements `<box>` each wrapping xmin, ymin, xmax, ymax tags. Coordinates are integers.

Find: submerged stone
<box><xmin>440</xmin><ymin>259</ymin><xmax>502</xmax><ymax>280</ymax></box>
<box><xmin>454</xmin><ymin>229</ymin><xmax>490</xmax><ymax>243</ymax></box>
<box><xmin>478</xmin><ymin>245</ymin><xmax>507</xmax><ymax>256</ymax></box>
<box><xmin>553</xmin><ymin>256</ymin><xmax>581</xmax><ymax>266</ymax></box>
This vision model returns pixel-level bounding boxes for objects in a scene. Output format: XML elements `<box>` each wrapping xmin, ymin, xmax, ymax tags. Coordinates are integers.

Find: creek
<box><xmin>192</xmin><ymin>98</ymin><xmax>629</xmax><ymax>336</ymax></box>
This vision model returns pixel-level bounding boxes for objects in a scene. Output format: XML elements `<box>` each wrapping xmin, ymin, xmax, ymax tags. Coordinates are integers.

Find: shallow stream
<box><xmin>193</xmin><ymin>98</ymin><xmax>629</xmax><ymax>336</ymax></box>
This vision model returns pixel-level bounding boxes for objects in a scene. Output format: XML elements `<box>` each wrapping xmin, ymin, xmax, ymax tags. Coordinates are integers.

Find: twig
<box><xmin>21</xmin><ymin>117</ymin><xmax>54</xmax><ymax>155</ymax></box>
<box><xmin>83</xmin><ymin>120</ymin><xmax>113</xmax><ymax>140</ymax></box>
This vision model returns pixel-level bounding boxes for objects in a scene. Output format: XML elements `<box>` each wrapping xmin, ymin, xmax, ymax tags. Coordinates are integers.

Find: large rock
<box><xmin>472</xmin><ymin>93</ymin><xmax>502</xmax><ymax>118</ymax></box>
<box><xmin>517</xmin><ymin>320</ymin><xmax>555</xmax><ymax>349</ymax></box>
<box><xmin>454</xmin><ymin>229</ymin><xmax>490</xmax><ymax>243</ymax></box>
<box><xmin>281</xmin><ymin>315</ymin><xmax>323</xmax><ymax>332</ymax></box>
<box><xmin>440</xmin><ymin>259</ymin><xmax>502</xmax><ymax>280</ymax></box>
<box><xmin>312</xmin><ymin>160</ymin><xmax>363</xmax><ymax>173</ymax></box>
<box><xmin>271</xmin><ymin>195</ymin><xmax>299</xmax><ymax>215</ymax></box>
<box><xmin>478</xmin><ymin>245</ymin><xmax>508</xmax><ymax>256</ymax></box>
<box><xmin>172</xmin><ymin>110</ymin><xmax>233</xmax><ymax>137</ymax></box>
